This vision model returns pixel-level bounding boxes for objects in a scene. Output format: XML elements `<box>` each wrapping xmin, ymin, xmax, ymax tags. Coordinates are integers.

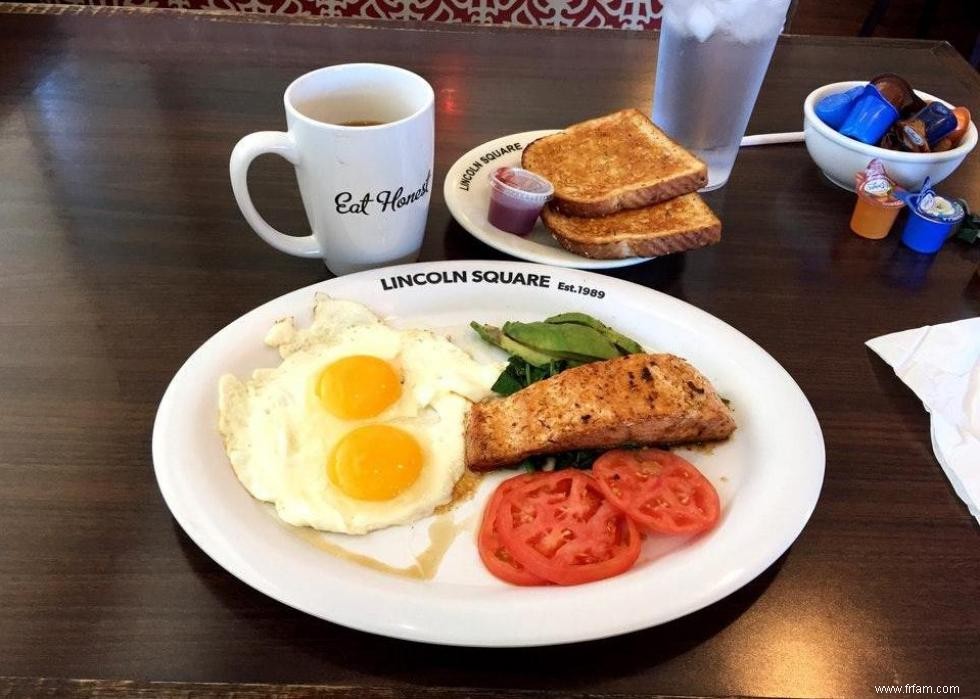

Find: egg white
<box><xmin>218</xmin><ymin>295</ymin><xmax>502</xmax><ymax>535</ymax></box>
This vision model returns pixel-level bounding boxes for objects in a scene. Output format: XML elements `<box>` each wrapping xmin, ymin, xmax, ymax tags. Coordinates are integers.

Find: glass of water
<box><xmin>652</xmin><ymin>0</ymin><xmax>792</xmax><ymax>190</ymax></box>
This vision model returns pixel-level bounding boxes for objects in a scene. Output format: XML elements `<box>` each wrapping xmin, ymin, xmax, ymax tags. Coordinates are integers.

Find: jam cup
<box><xmin>814</xmin><ymin>85</ymin><xmax>865</xmax><ymax>130</ymax></box>
<box><xmin>900</xmin><ymin>192</ymin><xmax>965</xmax><ymax>254</ymax></box>
<box><xmin>870</xmin><ymin>73</ymin><xmax>917</xmax><ymax>114</ymax></box>
<box><xmin>839</xmin><ymin>84</ymin><xmax>900</xmax><ymax>145</ymax></box>
<box><xmin>487</xmin><ymin>167</ymin><xmax>554</xmax><ymax>236</ymax></box>
<box><xmin>850</xmin><ymin>159</ymin><xmax>904</xmax><ymax>239</ymax></box>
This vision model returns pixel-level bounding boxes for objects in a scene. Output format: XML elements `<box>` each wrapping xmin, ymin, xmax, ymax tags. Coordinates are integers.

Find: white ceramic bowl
<box><xmin>803</xmin><ymin>80</ymin><xmax>977</xmax><ymax>192</ymax></box>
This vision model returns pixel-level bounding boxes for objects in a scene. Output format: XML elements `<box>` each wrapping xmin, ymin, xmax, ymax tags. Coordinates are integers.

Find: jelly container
<box><xmin>932</xmin><ymin>107</ymin><xmax>971</xmax><ymax>151</ymax></box>
<box><xmin>487</xmin><ymin>167</ymin><xmax>554</xmax><ymax>236</ymax></box>
<box><xmin>814</xmin><ymin>85</ymin><xmax>865</xmax><ymax>130</ymax></box>
<box><xmin>896</xmin><ymin>102</ymin><xmax>958</xmax><ymax>152</ymax></box>
<box><xmin>870</xmin><ymin>73</ymin><xmax>917</xmax><ymax>113</ymax></box>
<box><xmin>839</xmin><ymin>84</ymin><xmax>900</xmax><ymax>145</ymax></box>
<box><xmin>850</xmin><ymin>159</ymin><xmax>904</xmax><ymax>239</ymax></box>
<box><xmin>900</xmin><ymin>186</ymin><xmax>965</xmax><ymax>254</ymax></box>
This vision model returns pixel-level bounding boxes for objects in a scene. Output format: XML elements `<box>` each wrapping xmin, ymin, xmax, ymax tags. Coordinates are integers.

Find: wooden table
<box><xmin>1</xmin><ymin>5</ymin><xmax>979</xmax><ymax>697</ymax></box>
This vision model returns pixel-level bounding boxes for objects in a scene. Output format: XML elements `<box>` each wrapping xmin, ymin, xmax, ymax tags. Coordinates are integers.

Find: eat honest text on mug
<box><xmin>334</xmin><ymin>170</ymin><xmax>431</xmax><ymax>216</ymax></box>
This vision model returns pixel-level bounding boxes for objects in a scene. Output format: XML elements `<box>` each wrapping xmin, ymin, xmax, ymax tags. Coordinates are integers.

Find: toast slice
<box><xmin>521</xmin><ymin>108</ymin><xmax>707</xmax><ymax>218</ymax></box>
<box><xmin>541</xmin><ymin>192</ymin><xmax>721</xmax><ymax>259</ymax></box>
<box><xmin>465</xmin><ymin>353</ymin><xmax>736</xmax><ymax>472</ymax></box>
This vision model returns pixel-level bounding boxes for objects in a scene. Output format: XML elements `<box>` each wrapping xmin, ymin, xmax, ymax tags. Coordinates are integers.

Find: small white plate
<box><xmin>153</xmin><ymin>260</ymin><xmax>825</xmax><ymax>647</ymax></box>
<box><xmin>443</xmin><ymin>131</ymin><xmax>651</xmax><ymax>269</ymax></box>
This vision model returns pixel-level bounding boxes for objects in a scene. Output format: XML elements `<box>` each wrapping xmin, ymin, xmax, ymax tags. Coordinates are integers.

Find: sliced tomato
<box><xmin>477</xmin><ymin>473</ymin><xmax>548</xmax><ymax>586</ymax></box>
<box><xmin>593</xmin><ymin>449</ymin><xmax>720</xmax><ymax>535</ymax></box>
<box><xmin>495</xmin><ymin>470</ymin><xmax>640</xmax><ymax>586</ymax></box>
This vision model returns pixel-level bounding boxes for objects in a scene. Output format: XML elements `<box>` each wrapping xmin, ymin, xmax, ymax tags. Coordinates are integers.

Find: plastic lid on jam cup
<box><xmin>489</xmin><ymin>167</ymin><xmax>554</xmax><ymax>204</ymax></box>
<box><xmin>914</xmin><ymin>192</ymin><xmax>965</xmax><ymax>223</ymax></box>
<box><xmin>855</xmin><ymin>160</ymin><xmax>904</xmax><ymax>209</ymax></box>
<box><xmin>487</xmin><ymin>167</ymin><xmax>555</xmax><ymax>236</ymax></box>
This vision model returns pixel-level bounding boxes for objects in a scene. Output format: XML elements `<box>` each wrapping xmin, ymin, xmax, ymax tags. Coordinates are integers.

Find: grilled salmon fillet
<box><xmin>465</xmin><ymin>353</ymin><xmax>735</xmax><ymax>471</ymax></box>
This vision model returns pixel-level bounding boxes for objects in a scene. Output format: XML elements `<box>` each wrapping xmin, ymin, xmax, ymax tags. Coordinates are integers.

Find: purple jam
<box><xmin>488</xmin><ymin>195</ymin><xmax>545</xmax><ymax>236</ymax></box>
<box><xmin>487</xmin><ymin>167</ymin><xmax>554</xmax><ymax>236</ymax></box>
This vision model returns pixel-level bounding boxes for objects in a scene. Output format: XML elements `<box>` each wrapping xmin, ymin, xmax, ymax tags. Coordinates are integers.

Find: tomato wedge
<box><xmin>477</xmin><ymin>473</ymin><xmax>548</xmax><ymax>586</ymax></box>
<box><xmin>495</xmin><ymin>470</ymin><xmax>640</xmax><ymax>586</ymax></box>
<box><xmin>593</xmin><ymin>449</ymin><xmax>720</xmax><ymax>535</ymax></box>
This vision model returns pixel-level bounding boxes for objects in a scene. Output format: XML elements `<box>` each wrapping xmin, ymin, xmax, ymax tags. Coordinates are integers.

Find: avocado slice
<box><xmin>502</xmin><ymin>321</ymin><xmax>620</xmax><ymax>361</ymax></box>
<box><xmin>469</xmin><ymin>322</ymin><xmax>553</xmax><ymax>367</ymax></box>
<box><xmin>544</xmin><ymin>312</ymin><xmax>643</xmax><ymax>354</ymax></box>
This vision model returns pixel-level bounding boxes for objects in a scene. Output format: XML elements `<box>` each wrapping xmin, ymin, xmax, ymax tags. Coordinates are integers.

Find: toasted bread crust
<box><xmin>549</xmin><ymin>172</ymin><xmax>708</xmax><ymax>218</ymax></box>
<box><xmin>465</xmin><ymin>353</ymin><xmax>736</xmax><ymax>472</ymax></box>
<box><xmin>554</xmin><ymin>227</ymin><xmax>721</xmax><ymax>259</ymax></box>
<box><xmin>521</xmin><ymin>109</ymin><xmax>707</xmax><ymax>218</ymax></box>
<box><xmin>541</xmin><ymin>192</ymin><xmax>722</xmax><ymax>259</ymax></box>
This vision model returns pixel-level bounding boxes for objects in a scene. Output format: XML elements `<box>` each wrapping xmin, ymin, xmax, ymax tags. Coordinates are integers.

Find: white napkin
<box><xmin>866</xmin><ymin>318</ymin><xmax>980</xmax><ymax>525</ymax></box>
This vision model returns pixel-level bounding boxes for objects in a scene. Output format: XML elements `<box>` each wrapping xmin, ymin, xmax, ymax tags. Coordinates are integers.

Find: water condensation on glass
<box><xmin>653</xmin><ymin>0</ymin><xmax>792</xmax><ymax>189</ymax></box>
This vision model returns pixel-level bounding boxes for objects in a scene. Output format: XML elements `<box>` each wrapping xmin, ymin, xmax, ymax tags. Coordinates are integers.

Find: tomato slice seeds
<box><xmin>477</xmin><ymin>450</ymin><xmax>722</xmax><ymax>587</ymax></box>
<box><xmin>477</xmin><ymin>473</ymin><xmax>548</xmax><ymax>586</ymax></box>
<box><xmin>493</xmin><ymin>470</ymin><xmax>641</xmax><ymax>586</ymax></box>
<box><xmin>593</xmin><ymin>449</ymin><xmax>720</xmax><ymax>535</ymax></box>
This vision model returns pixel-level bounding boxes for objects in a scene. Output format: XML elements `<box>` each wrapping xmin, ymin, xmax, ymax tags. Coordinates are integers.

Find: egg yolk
<box><xmin>318</xmin><ymin>355</ymin><xmax>401</xmax><ymax>419</ymax></box>
<box><xmin>328</xmin><ymin>425</ymin><xmax>423</xmax><ymax>501</ymax></box>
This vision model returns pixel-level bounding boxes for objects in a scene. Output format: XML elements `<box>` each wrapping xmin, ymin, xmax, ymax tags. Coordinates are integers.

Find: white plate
<box><xmin>153</xmin><ymin>260</ymin><xmax>824</xmax><ymax>647</ymax></box>
<box><xmin>443</xmin><ymin>131</ymin><xmax>651</xmax><ymax>269</ymax></box>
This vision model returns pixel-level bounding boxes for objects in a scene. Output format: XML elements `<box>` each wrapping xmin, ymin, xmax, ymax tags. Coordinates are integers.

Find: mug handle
<box><xmin>229</xmin><ymin>131</ymin><xmax>322</xmax><ymax>258</ymax></box>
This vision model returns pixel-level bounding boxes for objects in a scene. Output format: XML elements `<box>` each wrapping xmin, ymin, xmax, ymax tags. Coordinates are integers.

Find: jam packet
<box><xmin>899</xmin><ymin>179</ymin><xmax>966</xmax><ymax>254</ymax></box>
<box><xmin>850</xmin><ymin>159</ymin><xmax>904</xmax><ymax>240</ymax></box>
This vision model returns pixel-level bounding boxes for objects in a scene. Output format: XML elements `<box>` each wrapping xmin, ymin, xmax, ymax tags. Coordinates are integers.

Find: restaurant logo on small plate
<box><xmin>457</xmin><ymin>142</ymin><xmax>523</xmax><ymax>191</ymax></box>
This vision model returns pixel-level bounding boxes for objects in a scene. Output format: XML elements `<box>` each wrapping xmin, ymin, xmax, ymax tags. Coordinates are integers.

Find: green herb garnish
<box><xmin>490</xmin><ymin>356</ymin><xmax>570</xmax><ymax>396</ymax></box>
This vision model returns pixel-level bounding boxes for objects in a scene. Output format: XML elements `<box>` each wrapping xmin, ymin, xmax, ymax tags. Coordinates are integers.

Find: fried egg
<box><xmin>218</xmin><ymin>295</ymin><xmax>502</xmax><ymax>535</ymax></box>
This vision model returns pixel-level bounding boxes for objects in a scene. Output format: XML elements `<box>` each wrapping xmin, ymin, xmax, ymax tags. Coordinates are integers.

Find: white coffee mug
<box><xmin>230</xmin><ymin>64</ymin><xmax>434</xmax><ymax>275</ymax></box>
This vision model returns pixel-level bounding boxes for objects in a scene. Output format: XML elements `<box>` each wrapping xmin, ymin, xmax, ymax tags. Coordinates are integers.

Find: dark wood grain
<box><xmin>0</xmin><ymin>677</ymin><xmax>727</xmax><ymax>698</ymax></box>
<box><xmin>1</xmin><ymin>5</ymin><xmax>979</xmax><ymax>699</ymax></box>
